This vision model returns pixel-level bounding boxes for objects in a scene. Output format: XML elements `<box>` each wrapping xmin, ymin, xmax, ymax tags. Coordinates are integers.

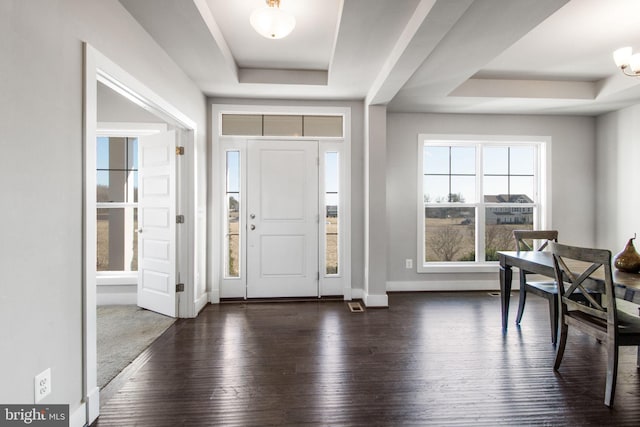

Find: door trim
<box><xmin>211</xmin><ymin>104</ymin><xmax>352</xmax><ymax>302</ymax></box>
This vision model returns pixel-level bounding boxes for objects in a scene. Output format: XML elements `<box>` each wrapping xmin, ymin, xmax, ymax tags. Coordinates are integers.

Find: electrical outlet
<box><xmin>405</xmin><ymin>259</ymin><xmax>413</xmax><ymax>269</ymax></box>
<box><xmin>34</xmin><ymin>368</ymin><xmax>51</xmax><ymax>403</ymax></box>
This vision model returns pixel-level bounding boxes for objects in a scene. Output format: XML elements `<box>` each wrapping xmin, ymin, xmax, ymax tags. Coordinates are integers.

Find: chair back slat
<box><xmin>513</xmin><ymin>230</ymin><xmax>558</xmax><ymax>254</ymax></box>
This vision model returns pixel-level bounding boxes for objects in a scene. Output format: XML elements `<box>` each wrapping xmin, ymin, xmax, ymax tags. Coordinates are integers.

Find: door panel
<box><xmin>247</xmin><ymin>140</ymin><xmax>318</xmax><ymax>298</ymax></box>
<box><xmin>260</xmin><ymin>235</ymin><xmax>306</xmax><ymax>276</ymax></box>
<box><xmin>138</xmin><ymin>130</ymin><xmax>176</xmax><ymax>317</ymax></box>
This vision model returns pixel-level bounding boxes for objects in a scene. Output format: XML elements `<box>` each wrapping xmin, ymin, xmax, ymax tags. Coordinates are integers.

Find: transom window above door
<box><xmin>221</xmin><ymin>114</ymin><xmax>343</xmax><ymax>137</ymax></box>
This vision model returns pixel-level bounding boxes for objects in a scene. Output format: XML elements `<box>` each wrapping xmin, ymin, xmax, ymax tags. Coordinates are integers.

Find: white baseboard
<box><xmin>86</xmin><ymin>386</ymin><xmax>100</xmax><ymax>426</ymax></box>
<box><xmin>195</xmin><ymin>292</ymin><xmax>209</xmax><ymax>314</ymax></box>
<box><xmin>96</xmin><ymin>274</ymin><xmax>136</xmax><ymax>286</ymax></box>
<box><xmin>97</xmin><ymin>284</ymin><xmax>137</xmax><ymax>305</ymax></box>
<box><xmin>351</xmin><ymin>288</ymin><xmax>364</xmax><ymax>300</ymax></box>
<box><xmin>70</xmin><ymin>402</ymin><xmax>86</xmax><ymax>427</ymax></box>
<box><xmin>209</xmin><ymin>287</ymin><xmax>220</xmax><ymax>304</ymax></box>
<box><xmin>386</xmin><ymin>279</ymin><xmax>517</xmax><ymax>292</ymax></box>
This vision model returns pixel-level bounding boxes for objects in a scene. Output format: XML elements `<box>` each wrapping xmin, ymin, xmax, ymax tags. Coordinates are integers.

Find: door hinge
<box><xmin>176</xmin><ymin>214</ymin><xmax>185</xmax><ymax>224</ymax></box>
<box><xmin>317</xmin><ymin>272</ymin><xmax>320</xmax><ymax>280</ymax></box>
<box><xmin>176</xmin><ymin>283</ymin><xmax>185</xmax><ymax>292</ymax></box>
<box><xmin>176</xmin><ymin>146</ymin><xmax>185</xmax><ymax>155</ymax></box>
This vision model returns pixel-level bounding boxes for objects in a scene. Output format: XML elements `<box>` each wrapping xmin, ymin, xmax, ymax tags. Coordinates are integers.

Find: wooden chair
<box><xmin>513</xmin><ymin>230</ymin><xmax>560</xmax><ymax>343</ymax></box>
<box><xmin>550</xmin><ymin>242</ymin><xmax>640</xmax><ymax>407</ymax></box>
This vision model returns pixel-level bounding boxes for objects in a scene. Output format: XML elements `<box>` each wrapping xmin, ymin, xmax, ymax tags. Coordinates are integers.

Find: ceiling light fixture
<box><xmin>613</xmin><ymin>47</ymin><xmax>640</xmax><ymax>77</ymax></box>
<box><xmin>250</xmin><ymin>0</ymin><xmax>296</xmax><ymax>40</ymax></box>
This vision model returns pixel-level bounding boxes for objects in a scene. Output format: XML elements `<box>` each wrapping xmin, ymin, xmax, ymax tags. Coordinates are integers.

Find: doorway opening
<box><xmin>84</xmin><ymin>44</ymin><xmax>201</xmax><ymax>424</ymax></box>
<box><xmin>95</xmin><ymin>111</ymin><xmax>174</xmax><ymax>390</ymax></box>
<box><xmin>212</xmin><ymin>105</ymin><xmax>352</xmax><ymax>301</ymax></box>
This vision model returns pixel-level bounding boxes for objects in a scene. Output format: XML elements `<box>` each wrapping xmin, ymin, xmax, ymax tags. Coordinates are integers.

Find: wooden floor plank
<box><xmin>94</xmin><ymin>292</ymin><xmax>640</xmax><ymax>426</ymax></box>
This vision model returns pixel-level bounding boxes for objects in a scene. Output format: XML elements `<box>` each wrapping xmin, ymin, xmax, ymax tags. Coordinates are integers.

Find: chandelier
<box><xmin>613</xmin><ymin>47</ymin><xmax>640</xmax><ymax>77</ymax></box>
<box><xmin>250</xmin><ymin>0</ymin><xmax>296</xmax><ymax>40</ymax></box>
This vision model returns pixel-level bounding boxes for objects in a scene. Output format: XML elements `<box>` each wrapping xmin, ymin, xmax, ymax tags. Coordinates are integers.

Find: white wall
<box><xmin>386</xmin><ymin>112</ymin><xmax>596</xmax><ymax>287</ymax></box>
<box><xmin>209</xmin><ymin>98</ymin><xmax>366</xmax><ymax>293</ymax></box>
<box><xmin>596</xmin><ymin>104</ymin><xmax>640</xmax><ymax>253</ymax></box>
<box><xmin>0</xmin><ymin>0</ymin><xmax>206</xmax><ymax>422</ymax></box>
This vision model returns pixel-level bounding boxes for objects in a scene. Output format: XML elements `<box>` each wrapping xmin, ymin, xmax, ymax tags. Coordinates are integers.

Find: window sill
<box><xmin>417</xmin><ymin>263</ymin><xmax>500</xmax><ymax>274</ymax></box>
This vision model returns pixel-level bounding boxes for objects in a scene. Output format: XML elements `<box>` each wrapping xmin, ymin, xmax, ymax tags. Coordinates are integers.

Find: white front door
<box><xmin>137</xmin><ymin>130</ymin><xmax>177</xmax><ymax>317</ymax></box>
<box><xmin>247</xmin><ymin>140</ymin><xmax>319</xmax><ymax>298</ymax></box>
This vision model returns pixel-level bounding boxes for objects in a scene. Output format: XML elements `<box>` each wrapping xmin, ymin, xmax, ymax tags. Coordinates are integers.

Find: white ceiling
<box><xmin>206</xmin><ymin>0</ymin><xmax>341</xmax><ymax>70</ymax></box>
<box><xmin>119</xmin><ymin>0</ymin><xmax>640</xmax><ymax>116</ymax></box>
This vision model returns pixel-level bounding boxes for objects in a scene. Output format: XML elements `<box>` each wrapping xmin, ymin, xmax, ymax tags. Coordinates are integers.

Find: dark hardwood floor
<box><xmin>94</xmin><ymin>292</ymin><xmax>640</xmax><ymax>426</ymax></box>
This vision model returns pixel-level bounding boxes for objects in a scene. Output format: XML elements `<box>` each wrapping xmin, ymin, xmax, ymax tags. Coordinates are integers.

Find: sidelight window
<box><xmin>224</xmin><ymin>151</ymin><xmax>241</xmax><ymax>278</ymax></box>
<box><xmin>325</xmin><ymin>152</ymin><xmax>340</xmax><ymax>275</ymax></box>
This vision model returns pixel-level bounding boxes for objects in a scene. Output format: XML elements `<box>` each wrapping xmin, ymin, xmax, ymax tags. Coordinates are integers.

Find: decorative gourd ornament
<box><xmin>614</xmin><ymin>234</ymin><xmax>640</xmax><ymax>273</ymax></box>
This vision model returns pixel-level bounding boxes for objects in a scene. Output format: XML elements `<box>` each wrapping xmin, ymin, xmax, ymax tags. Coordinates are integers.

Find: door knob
<box><xmin>250</xmin><ymin>224</ymin><xmax>256</xmax><ymax>230</ymax></box>
<box><xmin>250</xmin><ymin>214</ymin><xmax>256</xmax><ymax>219</ymax></box>
<box><xmin>138</xmin><ymin>228</ymin><xmax>143</xmax><ymax>234</ymax></box>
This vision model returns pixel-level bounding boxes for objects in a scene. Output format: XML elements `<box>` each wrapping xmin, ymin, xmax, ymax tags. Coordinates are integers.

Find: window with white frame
<box><xmin>418</xmin><ymin>136</ymin><xmax>546</xmax><ymax>270</ymax></box>
<box><xmin>96</xmin><ymin>136</ymin><xmax>138</xmax><ymax>272</ymax></box>
<box><xmin>224</xmin><ymin>150</ymin><xmax>241</xmax><ymax>278</ymax></box>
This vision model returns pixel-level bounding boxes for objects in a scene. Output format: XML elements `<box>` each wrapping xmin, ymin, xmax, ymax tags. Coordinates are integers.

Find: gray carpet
<box><xmin>97</xmin><ymin>305</ymin><xmax>176</xmax><ymax>388</ymax></box>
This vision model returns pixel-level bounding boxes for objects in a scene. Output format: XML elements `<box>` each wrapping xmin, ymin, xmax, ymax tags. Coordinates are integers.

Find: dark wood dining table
<box><xmin>498</xmin><ymin>250</ymin><xmax>640</xmax><ymax>330</ymax></box>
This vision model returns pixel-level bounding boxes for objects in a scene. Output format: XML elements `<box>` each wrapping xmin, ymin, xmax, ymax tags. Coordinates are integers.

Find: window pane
<box><xmin>97</xmin><ymin>171</ymin><xmax>109</xmax><ymax>202</ymax></box>
<box><xmin>485</xmin><ymin>207</ymin><xmax>533</xmax><ymax>260</ymax></box>
<box><xmin>97</xmin><ymin>207</ymin><xmax>137</xmax><ymax>271</ymax></box>
<box><xmin>510</xmin><ymin>146</ymin><xmax>534</xmax><ymax>175</ymax></box>
<box><xmin>424</xmin><ymin>175</ymin><xmax>449</xmax><ymax>203</ymax></box>
<box><xmin>325</xmin><ymin>152</ymin><xmax>339</xmax><ymax>275</ymax></box>
<box><xmin>326</xmin><ymin>213</ymin><xmax>338</xmax><ymax>275</ymax></box>
<box><xmin>225</xmin><ymin>150</ymin><xmax>241</xmax><ymax>278</ymax></box>
<box><xmin>450</xmin><ymin>176</ymin><xmax>476</xmax><ymax>203</ymax></box>
<box><xmin>510</xmin><ymin>176</ymin><xmax>535</xmax><ymax>201</ymax></box>
<box><xmin>96</xmin><ymin>136</ymin><xmax>137</xmax><ymax>203</ymax></box>
<box><xmin>131</xmin><ymin>171</ymin><xmax>138</xmax><ymax>203</ymax></box>
<box><xmin>424</xmin><ymin>146</ymin><xmax>449</xmax><ymax>174</ymax></box>
<box><xmin>221</xmin><ymin>114</ymin><xmax>262</xmax><ymax>136</ymax></box>
<box><xmin>129</xmin><ymin>138</ymin><xmax>138</xmax><ymax>170</ymax></box>
<box><xmin>483</xmin><ymin>176</ymin><xmax>508</xmax><ymax>199</ymax></box>
<box><xmin>425</xmin><ymin>207</ymin><xmax>475</xmax><ymax>262</ymax></box>
<box><xmin>484</xmin><ymin>146</ymin><xmax>508</xmax><ymax>175</ymax></box>
<box><xmin>97</xmin><ymin>137</ymin><xmax>110</xmax><ymax>169</ymax></box>
<box><xmin>304</xmin><ymin>116</ymin><xmax>343</xmax><ymax>137</ymax></box>
<box><xmin>96</xmin><ymin>171</ymin><xmax>128</xmax><ymax>202</ymax></box>
<box><xmin>263</xmin><ymin>115</ymin><xmax>303</xmax><ymax>136</ymax></box>
<box><xmin>226</xmin><ymin>194</ymin><xmax>240</xmax><ymax>278</ymax></box>
<box><xmin>101</xmin><ymin>137</ymin><xmax>128</xmax><ymax>170</ymax></box>
<box><xmin>226</xmin><ymin>151</ymin><xmax>240</xmax><ymax>193</ymax></box>
<box><xmin>450</xmin><ymin>146</ymin><xmax>475</xmax><ymax>175</ymax></box>
<box><xmin>97</xmin><ymin>208</ymin><xmax>109</xmax><ymax>271</ymax></box>
<box><xmin>325</xmin><ymin>152</ymin><xmax>339</xmax><ymax>193</ymax></box>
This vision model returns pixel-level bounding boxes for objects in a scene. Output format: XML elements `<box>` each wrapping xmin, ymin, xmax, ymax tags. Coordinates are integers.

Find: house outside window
<box><xmin>418</xmin><ymin>135</ymin><xmax>548</xmax><ymax>272</ymax></box>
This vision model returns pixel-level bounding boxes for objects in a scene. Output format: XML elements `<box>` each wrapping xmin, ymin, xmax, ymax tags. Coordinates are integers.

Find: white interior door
<box><xmin>137</xmin><ymin>130</ymin><xmax>177</xmax><ymax>316</ymax></box>
<box><xmin>247</xmin><ymin>140</ymin><xmax>319</xmax><ymax>298</ymax></box>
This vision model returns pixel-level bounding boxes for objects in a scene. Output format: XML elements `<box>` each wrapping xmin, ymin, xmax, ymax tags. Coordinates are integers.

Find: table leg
<box><xmin>500</xmin><ymin>264</ymin><xmax>512</xmax><ymax>330</ymax></box>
